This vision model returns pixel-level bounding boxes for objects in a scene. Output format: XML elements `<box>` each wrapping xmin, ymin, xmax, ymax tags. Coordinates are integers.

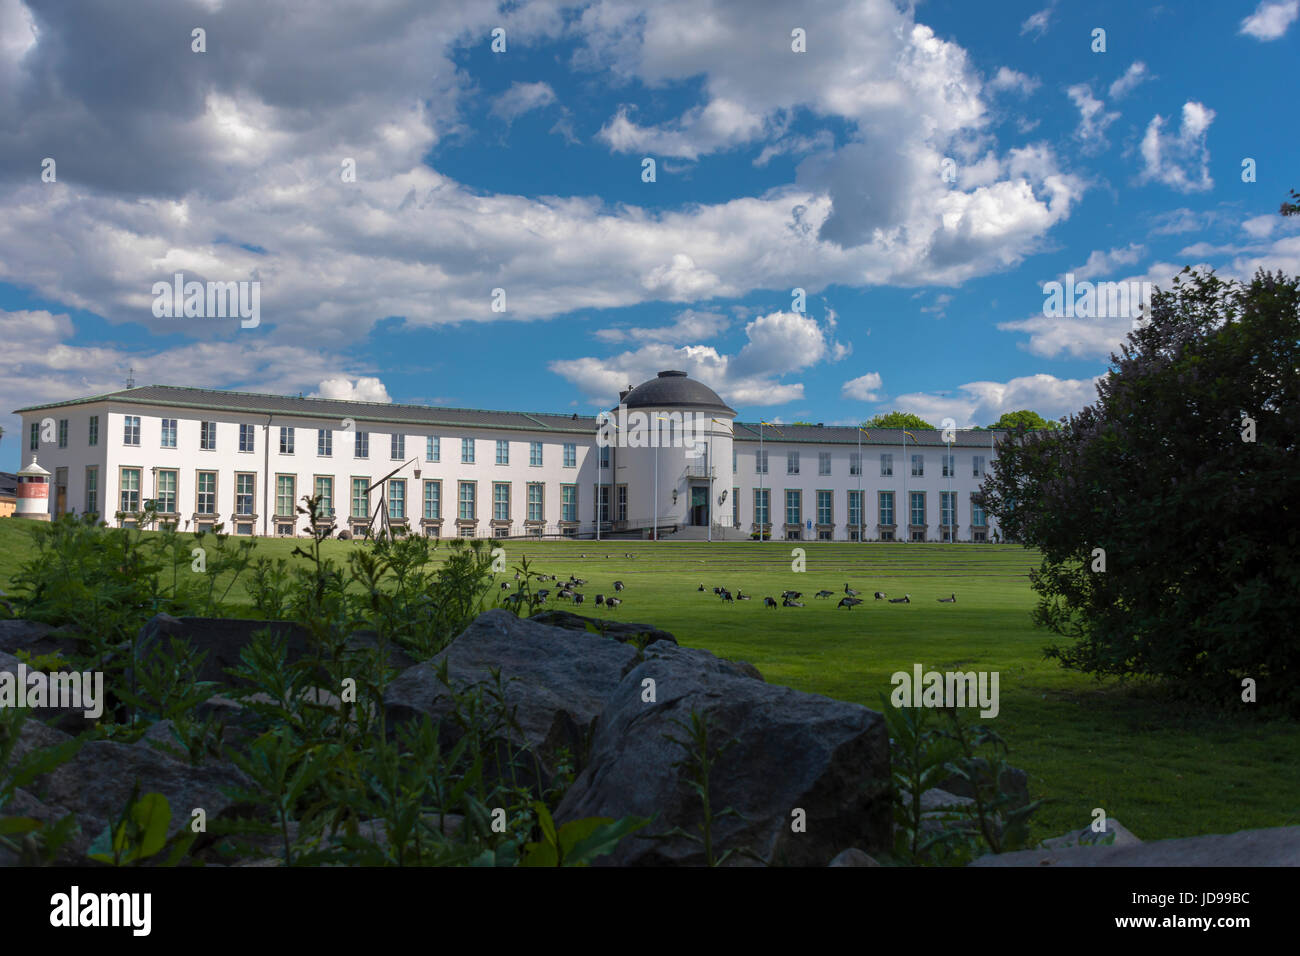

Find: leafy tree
<box><xmin>974</xmin><ymin>410</ymin><xmax>1060</xmax><ymax>431</ymax></box>
<box><xmin>863</xmin><ymin>411</ymin><xmax>936</xmax><ymax>430</ymax></box>
<box><xmin>975</xmin><ymin>267</ymin><xmax>1300</xmax><ymax>714</ymax></box>
<box><xmin>1281</xmin><ymin>187</ymin><xmax>1299</xmax><ymax>217</ymax></box>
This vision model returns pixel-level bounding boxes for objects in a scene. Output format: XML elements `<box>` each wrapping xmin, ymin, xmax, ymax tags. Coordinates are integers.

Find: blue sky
<box><xmin>2</xmin><ymin>0</ymin><xmax>1298</xmax><ymax>470</ymax></box>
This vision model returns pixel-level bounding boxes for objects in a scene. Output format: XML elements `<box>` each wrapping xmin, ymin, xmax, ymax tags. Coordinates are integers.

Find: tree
<box><xmin>862</xmin><ymin>411</ymin><xmax>936</xmax><ymax>430</ymax></box>
<box><xmin>974</xmin><ymin>410</ymin><xmax>1060</xmax><ymax>431</ymax></box>
<box><xmin>1281</xmin><ymin>187</ymin><xmax>1299</xmax><ymax>217</ymax></box>
<box><xmin>975</xmin><ymin>267</ymin><xmax>1300</xmax><ymax>714</ymax></box>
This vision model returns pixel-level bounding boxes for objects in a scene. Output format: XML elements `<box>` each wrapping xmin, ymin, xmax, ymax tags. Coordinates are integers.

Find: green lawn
<box><xmin>1</xmin><ymin>518</ymin><xmax>1296</xmax><ymax>844</ymax></box>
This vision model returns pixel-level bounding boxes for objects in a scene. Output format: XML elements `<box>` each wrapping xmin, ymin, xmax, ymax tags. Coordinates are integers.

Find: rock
<box><xmin>970</xmin><ymin>826</ymin><xmax>1300</xmax><ymax>867</ymax></box>
<box><xmin>384</xmin><ymin>609</ymin><xmax>640</xmax><ymax>785</ymax></box>
<box><xmin>1042</xmin><ymin>818</ymin><xmax>1141</xmax><ymax>849</ymax></box>
<box><xmin>727</xmin><ymin>660</ymin><xmax>764</xmax><ymax>682</ymax></box>
<box><xmin>829</xmin><ymin>848</ymin><xmax>880</xmax><ymax>866</ymax></box>
<box><xmin>344</xmin><ymin>630</ymin><xmax>418</xmax><ymax>670</ymax></box>
<box><xmin>528</xmin><ymin>610</ymin><xmax>678</xmax><ymax>647</ymax></box>
<box><xmin>555</xmin><ymin>641</ymin><xmax>891</xmax><ymax>867</ymax></box>
<box><xmin>0</xmin><ymin>620</ymin><xmax>81</xmax><ymax>661</ymax></box>
<box><xmin>937</xmin><ymin>760</ymin><xmax>1030</xmax><ymax>810</ymax></box>
<box><xmin>135</xmin><ymin>614</ymin><xmax>317</xmax><ymax>690</ymax></box>
<box><xmin>0</xmin><ymin>650</ymin><xmax>102</xmax><ymax>733</ymax></box>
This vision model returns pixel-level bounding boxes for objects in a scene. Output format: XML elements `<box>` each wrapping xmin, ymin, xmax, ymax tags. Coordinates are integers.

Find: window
<box><xmin>880</xmin><ymin>453</ymin><xmax>893</xmax><ymax>477</ymax></box>
<box><xmin>197</xmin><ymin>472</ymin><xmax>216</xmax><ymax>514</ymax></box>
<box><xmin>88</xmin><ymin>415</ymin><xmax>99</xmax><ymax>447</ymax></box>
<box><xmin>120</xmin><ymin>468</ymin><xmax>141</xmax><ymax>513</ymax></box>
<box><xmin>85</xmin><ymin>466</ymin><xmax>99</xmax><ymax>515</ymax></box>
<box><xmin>352</xmin><ymin>478</ymin><xmax>370</xmax><ymax>519</ymax></box>
<box><xmin>848</xmin><ymin>490</ymin><xmax>862</xmax><ymax>529</ymax></box>
<box><xmin>495</xmin><ymin>440</ymin><xmax>509</xmax><ymax>465</ymax></box>
<box><xmin>313</xmin><ymin>476</ymin><xmax>333</xmax><ymax>516</ymax></box>
<box><xmin>972</xmin><ymin>455</ymin><xmax>985</xmax><ymax>478</ymax></box>
<box><xmin>529</xmin><ymin>442</ymin><xmax>542</xmax><ymax>467</ymax></box>
<box><xmin>561</xmin><ymin>485</ymin><xmax>577</xmax><ymax>522</ymax></box>
<box><xmin>391</xmin><ymin>433</ymin><xmax>405</xmax><ymax>460</ymax></box>
<box><xmin>57</xmin><ymin>419</ymin><xmax>68</xmax><ymax>448</ymax></box>
<box><xmin>563</xmin><ymin>443</ymin><xmax>576</xmax><ymax>468</ymax></box>
<box><xmin>276</xmin><ymin>475</ymin><xmax>296</xmax><ymax>516</ymax></box>
<box><xmin>971</xmin><ymin>499</ymin><xmax>987</xmax><ymax>527</ymax></box>
<box><xmin>458</xmin><ymin>481</ymin><xmax>476</xmax><ymax>520</ymax></box>
<box><xmin>785</xmin><ymin>489</ymin><xmax>801</xmax><ymax>526</ymax></box>
<box><xmin>461</xmin><ymin>438</ymin><xmax>475</xmax><ymax>464</ymax></box>
<box><xmin>527</xmin><ymin>483</ymin><xmax>543</xmax><ymax>522</ymax></box>
<box><xmin>911</xmin><ymin>454</ymin><xmax>924</xmax><ymax>477</ymax></box>
<box><xmin>941</xmin><ymin>491</ymin><xmax>956</xmax><ymax>527</ymax></box>
<box><xmin>817</xmin><ymin>490</ymin><xmax>832</xmax><ymax>525</ymax></box>
<box><xmin>280</xmin><ymin>427</ymin><xmax>295</xmax><ymax>455</ymax></box>
<box><xmin>818</xmin><ymin>452</ymin><xmax>831</xmax><ymax>476</ymax></box>
<box><xmin>910</xmin><ymin>491</ymin><xmax>925</xmax><ymax>527</ymax></box>
<box><xmin>616</xmin><ymin>484</ymin><xmax>627</xmax><ymax>522</ymax></box>
<box><xmin>754</xmin><ymin>488</ymin><xmax>770</xmax><ymax>528</ymax></box>
<box><xmin>355</xmin><ymin>431</ymin><xmax>369</xmax><ymax>458</ymax></box>
<box><xmin>29</xmin><ymin>422</ymin><xmax>37</xmax><ymax>450</ymax></box>
<box><xmin>596</xmin><ymin>484</ymin><xmax>610</xmax><ymax>523</ymax></box>
<box><xmin>493</xmin><ymin>482</ymin><xmax>510</xmax><ymax>521</ymax></box>
<box><xmin>732</xmin><ymin>487</ymin><xmax>739</xmax><ymax>526</ymax></box>
<box><xmin>318</xmin><ymin>429</ymin><xmax>332</xmax><ymax>457</ymax></box>
<box><xmin>156</xmin><ymin>469</ymin><xmax>178</xmax><ymax>514</ymax></box>
<box><xmin>125</xmin><ymin>416</ymin><xmax>142</xmax><ymax>446</ymax></box>
<box><xmin>388</xmin><ymin>479</ymin><xmax>406</xmax><ymax>519</ymax></box>
<box><xmin>879</xmin><ymin>491</ymin><xmax>895</xmax><ymax>527</ymax></box>
<box><xmin>850</xmin><ymin>453</ymin><xmax>861</xmax><ymax>476</ymax></box>
<box><xmin>786</xmin><ymin>451</ymin><xmax>799</xmax><ymax>475</ymax></box>
<box><xmin>942</xmin><ymin>454</ymin><xmax>954</xmax><ymax>478</ymax></box>
<box><xmin>599</xmin><ymin>445</ymin><xmax>610</xmax><ymax>469</ymax></box>
<box><xmin>426</xmin><ymin>436</ymin><xmax>439</xmax><ymax>462</ymax></box>
<box><xmin>240</xmin><ymin>423</ymin><xmax>255</xmax><ymax>453</ymax></box>
<box><xmin>236</xmin><ymin>474</ymin><xmax>255</xmax><ymax>515</ymax></box>
<box><xmin>733</xmin><ymin>448</ymin><xmax>737</xmax><ymax>473</ymax></box>
<box><xmin>756</xmin><ymin>449</ymin><xmax>768</xmax><ymax>474</ymax></box>
<box><xmin>423</xmin><ymin>480</ymin><xmax>441</xmax><ymax>520</ymax></box>
<box><xmin>199</xmin><ymin>421</ymin><xmax>215</xmax><ymax>450</ymax></box>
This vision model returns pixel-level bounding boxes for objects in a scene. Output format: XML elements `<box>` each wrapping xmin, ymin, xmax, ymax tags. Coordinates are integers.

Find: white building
<box><xmin>12</xmin><ymin>370</ymin><xmax>1006</xmax><ymax>542</ymax></box>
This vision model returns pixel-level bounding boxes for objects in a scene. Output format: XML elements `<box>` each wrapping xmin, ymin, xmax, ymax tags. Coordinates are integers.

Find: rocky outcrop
<box><xmin>971</xmin><ymin>826</ymin><xmax>1300</xmax><ymax>866</ymax></box>
<box><xmin>555</xmin><ymin>642</ymin><xmax>891</xmax><ymax>866</ymax></box>
<box><xmin>527</xmin><ymin>610</ymin><xmax>677</xmax><ymax>647</ymax></box>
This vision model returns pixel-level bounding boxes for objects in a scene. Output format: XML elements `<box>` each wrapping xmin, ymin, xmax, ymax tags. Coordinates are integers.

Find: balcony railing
<box><xmin>684</xmin><ymin>463</ymin><xmax>714</xmax><ymax>479</ymax></box>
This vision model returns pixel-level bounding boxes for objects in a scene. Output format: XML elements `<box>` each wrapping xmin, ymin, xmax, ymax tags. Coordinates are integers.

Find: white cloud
<box><xmin>988</xmin><ymin>67</ymin><xmax>1040</xmax><ymax>96</ymax></box>
<box><xmin>892</xmin><ymin>374</ymin><xmax>1096</xmax><ymax>427</ymax></box>
<box><xmin>841</xmin><ymin>372</ymin><xmax>884</xmax><ymax>401</ymax></box>
<box><xmin>1138</xmin><ymin>101</ymin><xmax>1216</xmax><ymax>192</ymax></box>
<box><xmin>1073</xmin><ymin>243</ymin><xmax>1146</xmax><ymax>280</ymax></box>
<box><xmin>594</xmin><ymin>309</ymin><xmax>730</xmax><ymax>343</ymax></box>
<box><xmin>1020</xmin><ymin>5</ymin><xmax>1055</xmax><ymax>38</ymax></box>
<box><xmin>311</xmin><ymin>376</ymin><xmax>392</xmax><ymax>403</ymax></box>
<box><xmin>1108</xmin><ymin>61</ymin><xmax>1150</xmax><ymax>100</ymax></box>
<box><xmin>1241</xmin><ymin>215</ymin><xmax>1277</xmax><ymax>239</ymax></box>
<box><xmin>551</xmin><ymin>310</ymin><xmax>844</xmax><ymax>407</ymax></box>
<box><xmin>1066</xmin><ymin>84</ymin><xmax>1119</xmax><ymax>154</ymax></box>
<box><xmin>490</xmin><ymin>81</ymin><xmax>557</xmax><ymax>123</ymax></box>
<box><xmin>1239</xmin><ymin>0</ymin><xmax>1299</xmax><ymax>40</ymax></box>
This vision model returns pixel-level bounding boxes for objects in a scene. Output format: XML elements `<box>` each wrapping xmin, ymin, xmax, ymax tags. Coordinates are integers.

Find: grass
<box><xmin>1</xmin><ymin>518</ymin><xmax>1296</xmax><ymax>845</ymax></box>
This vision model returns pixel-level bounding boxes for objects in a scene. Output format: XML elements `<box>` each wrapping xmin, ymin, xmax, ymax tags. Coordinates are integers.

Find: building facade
<box><xmin>12</xmin><ymin>371</ymin><xmax>1006</xmax><ymax>541</ymax></box>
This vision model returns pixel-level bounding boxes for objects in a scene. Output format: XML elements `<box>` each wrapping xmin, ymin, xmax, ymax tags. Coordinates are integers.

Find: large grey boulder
<box><xmin>970</xmin><ymin>826</ymin><xmax>1300</xmax><ymax>866</ymax></box>
<box><xmin>555</xmin><ymin>642</ymin><xmax>891</xmax><ymax>866</ymax></box>
<box><xmin>528</xmin><ymin>610</ymin><xmax>677</xmax><ymax>647</ymax></box>
<box><xmin>384</xmin><ymin>609</ymin><xmax>640</xmax><ymax>784</ymax></box>
<box><xmin>1042</xmin><ymin>817</ymin><xmax>1141</xmax><ymax>849</ymax></box>
<box><xmin>0</xmin><ymin>620</ymin><xmax>81</xmax><ymax>660</ymax></box>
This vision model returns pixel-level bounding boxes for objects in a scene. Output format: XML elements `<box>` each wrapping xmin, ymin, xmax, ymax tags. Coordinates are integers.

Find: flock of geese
<box><xmin>698</xmin><ymin>582</ymin><xmax>958</xmax><ymax>609</ymax></box>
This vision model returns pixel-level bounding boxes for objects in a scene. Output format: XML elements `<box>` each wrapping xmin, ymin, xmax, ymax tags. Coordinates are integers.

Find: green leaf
<box><xmin>0</xmin><ymin>816</ymin><xmax>40</xmax><ymax>837</ymax></box>
<box><xmin>533</xmin><ymin>800</ymin><xmax>557</xmax><ymax>847</ymax></box>
<box><xmin>130</xmin><ymin>793</ymin><xmax>172</xmax><ymax>860</ymax></box>
<box><xmin>563</xmin><ymin>815</ymin><xmax>651</xmax><ymax>866</ymax></box>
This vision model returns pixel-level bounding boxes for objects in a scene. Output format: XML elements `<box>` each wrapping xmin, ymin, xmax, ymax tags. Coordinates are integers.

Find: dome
<box><xmin>620</xmin><ymin>370</ymin><xmax>735</xmax><ymax>415</ymax></box>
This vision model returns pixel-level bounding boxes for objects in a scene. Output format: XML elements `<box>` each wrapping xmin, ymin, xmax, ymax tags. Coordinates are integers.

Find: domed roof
<box><xmin>620</xmin><ymin>370</ymin><xmax>735</xmax><ymax>415</ymax></box>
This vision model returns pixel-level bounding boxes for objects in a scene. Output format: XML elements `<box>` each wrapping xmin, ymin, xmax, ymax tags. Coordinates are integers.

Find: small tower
<box><xmin>16</xmin><ymin>456</ymin><xmax>52</xmax><ymax>521</ymax></box>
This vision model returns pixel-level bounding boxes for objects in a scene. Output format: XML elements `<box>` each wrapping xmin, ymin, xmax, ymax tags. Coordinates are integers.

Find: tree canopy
<box><xmin>862</xmin><ymin>411</ymin><xmax>936</xmax><ymax>430</ymax></box>
<box><xmin>973</xmin><ymin>410</ymin><xmax>1061</xmax><ymax>431</ymax></box>
<box><xmin>974</xmin><ymin>267</ymin><xmax>1300</xmax><ymax>714</ymax></box>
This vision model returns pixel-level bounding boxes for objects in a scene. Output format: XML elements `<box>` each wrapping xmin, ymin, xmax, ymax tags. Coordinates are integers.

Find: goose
<box><xmin>844</xmin><ymin>584</ymin><xmax>861</xmax><ymax>596</ymax></box>
<box><xmin>606</xmin><ymin>597</ymin><xmax>622</xmax><ymax>609</ymax></box>
<box><xmin>573</xmin><ymin>593</ymin><xmax>585</xmax><ymax>605</ymax></box>
<box><xmin>613</xmin><ymin>581</ymin><xmax>625</xmax><ymax>591</ymax></box>
<box><xmin>874</xmin><ymin>591</ymin><xmax>886</xmax><ymax>600</ymax></box>
<box><xmin>595</xmin><ymin>594</ymin><xmax>605</xmax><ymax>605</ymax></box>
<box><xmin>838</xmin><ymin>597</ymin><xmax>862</xmax><ymax>609</ymax></box>
<box><xmin>537</xmin><ymin>589</ymin><xmax>550</xmax><ymax>600</ymax></box>
<box><xmin>815</xmin><ymin>590</ymin><xmax>835</xmax><ymax>599</ymax></box>
<box><xmin>937</xmin><ymin>593</ymin><xmax>956</xmax><ymax>603</ymax></box>
<box><xmin>721</xmin><ymin>590</ymin><xmax>734</xmax><ymax>603</ymax></box>
<box><xmin>764</xmin><ymin>596</ymin><xmax>778</xmax><ymax>608</ymax></box>
<box><xmin>558</xmin><ymin>588</ymin><xmax>575</xmax><ymax>600</ymax></box>
<box><xmin>888</xmin><ymin>594</ymin><xmax>910</xmax><ymax>604</ymax></box>
<box><xmin>714</xmin><ymin>587</ymin><xmax>724</xmax><ymax>595</ymax></box>
<box><xmin>736</xmin><ymin>591</ymin><xmax>752</xmax><ymax>601</ymax></box>
<box><xmin>500</xmin><ymin>582</ymin><xmax>511</xmax><ymax>591</ymax></box>
<box><xmin>698</xmin><ymin>583</ymin><xmax>706</xmax><ymax>592</ymax></box>
<box><xmin>782</xmin><ymin>598</ymin><xmax>805</xmax><ymax>607</ymax></box>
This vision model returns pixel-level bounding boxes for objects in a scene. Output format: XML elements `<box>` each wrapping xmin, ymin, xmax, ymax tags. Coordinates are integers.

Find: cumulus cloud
<box><xmin>988</xmin><ymin>67</ymin><xmax>1040</xmax><ymax>96</ymax></box>
<box><xmin>490</xmin><ymin>81</ymin><xmax>557</xmax><ymax>123</ymax></box>
<box><xmin>1239</xmin><ymin>0</ymin><xmax>1299</xmax><ymax>40</ymax></box>
<box><xmin>1138</xmin><ymin>101</ymin><xmax>1216</xmax><ymax>192</ymax></box>
<box><xmin>1073</xmin><ymin>243</ymin><xmax>1146</xmax><ymax>280</ymax></box>
<box><xmin>892</xmin><ymin>374</ymin><xmax>1097</xmax><ymax>428</ymax></box>
<box><xmin>841</xmin><ymin>372</ymin><xmax>884</xmax><ymax>401</ymax></box>
<box><xmin>1020</xmin><ymin>4</ymin><xmax>1056</xmax><ymax>38</ymax></box>
<box><xmin>594</xmin><ymin>309</ymin><xmax>729</xmax><ymax>344</ymax></box>
<box><xmin>311</xmin><ymin>376</ymin><xmax>392</xmax><ymax>403</ymax></box>
<box><xmin>1108</xmin><ymin>61</ymin><xmax>1150</xmax><ymax>100</ymax></box>
<box><xmin>1066</xmin><ymin>84</ymin><xmax>1119</xmax><ymax>154</ymax></box>
<box><xmin>550</xmin><ymin>310</ymin><xmax>844</xmax><ymax>407</ymax></box>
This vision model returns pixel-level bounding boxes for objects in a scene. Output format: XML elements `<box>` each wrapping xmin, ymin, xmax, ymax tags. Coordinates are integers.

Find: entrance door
<box><xmin>690</xmin><ymin>486</ymin><xmax>708</xmax><ymax>525</ymax></box>
<box><xmin>54</xmin><ymin>467</ymin><xmax>67</xmax><ymax>517</ymax></box>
